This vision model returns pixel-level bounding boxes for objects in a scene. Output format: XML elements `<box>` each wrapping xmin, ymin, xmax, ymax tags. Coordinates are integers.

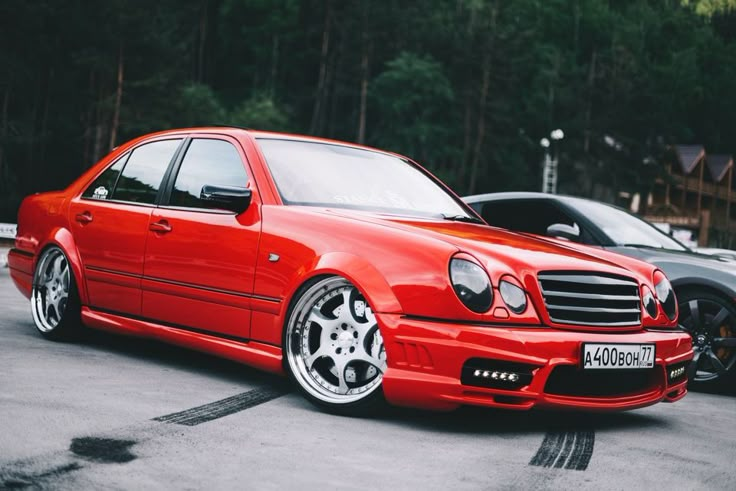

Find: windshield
<box><xmin>257</xmin><ymin>138</ymin><xmax>471</xmax><ymax>219</ymax></box>
<box><xmin>570</xmin><ymin>199</ymin><xmax>688</xmax><ymax>251</ymax></box>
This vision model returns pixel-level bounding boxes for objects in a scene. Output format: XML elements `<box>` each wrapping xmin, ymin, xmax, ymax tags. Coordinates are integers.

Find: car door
<box><xmin>141</xmin><ymin>136</ymin><xmax>261</xmax><ymax>340</ymax></box>
<box><xmin>69</xmin><ymin>138</ymin><xmax>183</xmax><ymax>315</ymax></box>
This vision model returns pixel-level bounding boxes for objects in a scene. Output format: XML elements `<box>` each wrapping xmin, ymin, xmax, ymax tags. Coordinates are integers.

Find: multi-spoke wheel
<box><xmin>678</xmin><ymin>290</ymin><xmax>736</xmax><ymax>387</ymax></box>
<box><xmin>31</xmin><ymin>246</ymin><xmax>80</xmax><ymax>340</ymax></box>
<box><xmin>284</xmin><ymin>276</ymin><xmax>387</xmax><ymax>414</ymax></box>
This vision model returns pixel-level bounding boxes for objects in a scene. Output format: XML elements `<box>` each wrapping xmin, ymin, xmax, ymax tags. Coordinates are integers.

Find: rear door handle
<box><xmin>149</xmin><ymin>220</ymin><xmax>172</xmax><ymax>233</ymax></box>
<box><xmin>75</xmin><ymin>211</ymin><xmax>93</xmax><ymax>224</ymax></box>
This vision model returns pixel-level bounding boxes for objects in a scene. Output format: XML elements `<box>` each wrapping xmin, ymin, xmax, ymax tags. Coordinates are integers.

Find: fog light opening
<box><xmin>669</xmin><ymin>366</ymin><xmax>685</xmax><ymax>380</ymax></box>
<box><xmin>472</xmin><ymin>369</ymin><xmax>521</xmax><ymax>383</ymax></box>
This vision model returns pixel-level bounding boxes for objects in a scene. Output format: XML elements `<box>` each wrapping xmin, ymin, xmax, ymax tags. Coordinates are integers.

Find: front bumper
<box><xmin>377</xmin><ymin>313</ymin><xmax>692</xmax><ymax>411</ymax></box>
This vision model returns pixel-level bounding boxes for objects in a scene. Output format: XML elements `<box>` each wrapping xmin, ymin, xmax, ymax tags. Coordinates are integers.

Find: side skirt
<box><xmin>80</xmin><ymin>307</ymin><xmax>285</xmax><ymax>375</ymax></box>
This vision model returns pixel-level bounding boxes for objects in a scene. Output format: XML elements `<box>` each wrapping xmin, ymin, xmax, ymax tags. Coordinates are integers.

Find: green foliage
<box><xmin>229</xmin><ymin>94</ymin><xmax>290</xmax><ymax>131</ymax></box>
<box><xmin>370</xmin><ymin>52</ymin><xmax>457</xmax><ymax>163</ymax></box>
<box><xmin>174</xmin><ymin>84</ymin><xmax>227</xmax><ymax>127</ymax></box>
<box><xmin>2</xmin><ymin>0</ymin><xmax>736</xmax><ymax>220</ymax></box>
<box><xmin>682</xmin><ymin>0</ymin><xmax>736</xmax><ymax>16</ymax></box>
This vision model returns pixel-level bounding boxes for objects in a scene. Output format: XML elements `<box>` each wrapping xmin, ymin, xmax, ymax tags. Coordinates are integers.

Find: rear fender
<box><xmin>39</xmin><ymin>228</ymin><xmax>88</xmax><ymax>305</ymax></box>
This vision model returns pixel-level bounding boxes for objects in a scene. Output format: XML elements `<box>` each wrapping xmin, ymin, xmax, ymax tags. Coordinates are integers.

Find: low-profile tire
<box><xmin>677</xmin><ymin>289</ymin><xmax>736</xmax><ymax>389</ymax></box>
<box><xmin>31</xmin><ymin>246</ymin><xmax>81</xmax><ymax>341</ymax></box>
<box><xmin>283</xmin><ymin>276</ymin><xmax>388</xmax><ymax>416</ymax></box>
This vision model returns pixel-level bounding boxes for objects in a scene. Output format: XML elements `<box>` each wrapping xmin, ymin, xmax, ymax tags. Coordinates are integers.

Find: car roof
<box><xmin>156</xmin><ymin>126</ymin><xmax>404</xmax><ymax>159</ymax></box>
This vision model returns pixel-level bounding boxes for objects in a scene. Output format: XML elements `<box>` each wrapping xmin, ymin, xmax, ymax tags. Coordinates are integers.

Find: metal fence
<box><xmin>0</xmin><ymin>223</ymin><xmax>15</xmax><ymax>267</ymax></box>
<box><xmin>0</xmin><ymin>223</ymin><xmax>17</xmax><ymax>240</ymax></box>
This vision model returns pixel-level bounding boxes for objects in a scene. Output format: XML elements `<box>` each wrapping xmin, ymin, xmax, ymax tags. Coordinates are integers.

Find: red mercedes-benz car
<box><xmin>9</xmin><ymin>127</ymin><xmax>692</xmax><ymax>414</ymax></box>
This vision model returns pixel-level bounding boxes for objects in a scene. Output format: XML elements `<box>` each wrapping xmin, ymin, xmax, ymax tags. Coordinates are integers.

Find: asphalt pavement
<box><xmin>1</xmin><ymin>266</ymin><xmax>734</xmax><ymax>490</ymax></box>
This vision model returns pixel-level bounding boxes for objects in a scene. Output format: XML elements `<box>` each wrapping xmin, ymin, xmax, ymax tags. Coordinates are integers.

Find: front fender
<box><xmin>285</xmin><ymin>251</ymin><xmax>403</xmax><ymax>315</ymax></box>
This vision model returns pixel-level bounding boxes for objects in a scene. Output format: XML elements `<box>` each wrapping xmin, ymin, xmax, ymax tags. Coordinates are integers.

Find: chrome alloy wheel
<box><xmin>286</xmin><ymin>277</ymin><xmax>387</xmax><ymax>405</ymax></box>
<box><xmin>31</xmin><ymin>248</ymin><xmax>71</xmax><ymax>333</ymax></box>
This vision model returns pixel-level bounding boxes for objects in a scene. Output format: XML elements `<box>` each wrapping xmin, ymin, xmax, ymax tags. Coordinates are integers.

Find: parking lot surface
<box><xmin>1</xmin><ymin>267</ymin><xmax>734</xmax><ymax>490</ymax></box>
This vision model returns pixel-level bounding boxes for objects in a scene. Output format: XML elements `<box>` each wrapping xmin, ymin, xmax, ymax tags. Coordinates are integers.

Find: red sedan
<box><xmin>9</xmin><ymin>127</ymin><xmax>692</xmax><ymax>414</ymax></box>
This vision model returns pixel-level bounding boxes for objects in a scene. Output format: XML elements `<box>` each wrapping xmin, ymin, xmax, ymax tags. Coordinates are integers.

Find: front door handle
<box><xmin>149</xmin><ymin>220</ymin><xmax>172</xmax><ymax>233</ymax></box>
<box><xmin>75</xmin><ymin>211</ymin><xmax>93</xmax><ymax>224</ymax></box>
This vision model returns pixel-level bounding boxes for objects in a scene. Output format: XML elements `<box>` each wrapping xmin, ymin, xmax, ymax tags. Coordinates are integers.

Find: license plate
<box><xmin>582</xmin><ymin>343</ymin><xmax>655</xmax><ymax>369</ymax></box>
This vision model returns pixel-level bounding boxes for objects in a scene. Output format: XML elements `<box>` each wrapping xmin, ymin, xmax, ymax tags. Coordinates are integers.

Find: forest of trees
<box><xmin>1</xmin><ymin>0</ymin><xmax>736</xmax><ymax>221</ymax></box>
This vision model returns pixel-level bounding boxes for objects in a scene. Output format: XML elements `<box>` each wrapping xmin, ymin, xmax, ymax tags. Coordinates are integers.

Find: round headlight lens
<box><xmin>654</xmin><ymin>274</ymin><xmax>677</xmax><ymax>320</ymax></box>
<box><xmin>499</xmin><ymin>279</ymin><xmax>527</xmax><ymax>314</ymax></box>
<box><xmin>642</xmin><ymin>286</ymin><xmax>657</xmax><ymax>318</ymax></box>
<box><xmin>450</xmin><ymin>258</ymin><xmax>493</xmax><ymax>313</ymax></box>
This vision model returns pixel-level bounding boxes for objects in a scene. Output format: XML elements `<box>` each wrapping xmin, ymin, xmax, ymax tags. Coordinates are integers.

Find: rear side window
<box><xmin>82</xmin><ymin>154</ymin><xmax>129</xmax><ymax>200</ymax></box>
<box><xmin>112</xmin><ymin>139</ymin><xmax>182</xmax><ymax>204</ymax></box>
<box><xmin>169</xmin><ymin>139</ymin><xmax>248</xmax><ymax>209</ymax></box>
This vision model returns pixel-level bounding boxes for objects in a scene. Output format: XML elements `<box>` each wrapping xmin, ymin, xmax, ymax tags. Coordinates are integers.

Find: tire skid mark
<box><xmin>529</xmin><ymin>430</ymin><xmax>595</xmax><ymax>471</ymax></box>
<box><xmin>153</xmin><ymin>386</ymin><xmax>289</xmax><ymax>426</ymax></box>
<box><xmin>567</xmin><ymin>431</ymin><xmax>595</xmax><ymax>471</ymax></box>
<box><xmin>552</xmin><ymin>432</ymin><xmax>576</xmax><ymax>469</ymax></box>
<box><xmin>1</xmin><ymin>462</ymin><xmax>82</xmax><ymax>489</ymax></box>
<box><xmin>0</xmin><ymin>386</ymin><xmax>288</xmax><ymax>488</ymax></box>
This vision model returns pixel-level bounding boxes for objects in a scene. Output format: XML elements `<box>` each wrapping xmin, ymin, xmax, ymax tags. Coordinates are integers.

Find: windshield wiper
<box><xmin>617</xmin><ymin>243</ymin><xmax>686</xmax><ymax>251</ymax></box>
<box><xmin>441</xmin><ymin>214</ymin><xmax>484</xmax><ymax>224</ymax></box>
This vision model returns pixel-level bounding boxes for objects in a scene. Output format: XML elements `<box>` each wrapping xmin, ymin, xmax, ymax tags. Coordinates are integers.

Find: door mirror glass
<box><xmin>200</xmin><ymin>185</ymin><xmax>252</xmax><ymax>213</ymax></box>
<box><xmin>547</xmin><ymin>222</ymin><xmax>580</xmax><ymax>241</ymax></box>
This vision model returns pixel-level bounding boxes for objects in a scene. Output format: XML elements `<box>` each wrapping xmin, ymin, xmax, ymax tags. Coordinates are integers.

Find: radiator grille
<box><xmin>538</xmin><ymin>272</ymin><xmax>641</xmax><ymax>327</ymax></box>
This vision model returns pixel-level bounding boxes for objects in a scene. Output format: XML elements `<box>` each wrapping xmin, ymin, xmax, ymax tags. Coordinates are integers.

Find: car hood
<box><xmin>323</xmin><ymin>209</ymin><xmax>649</xmax><ymax>282</ymax></box>
<box><xmin>607</xmin><ymin>246</ymin><xmax>736</xmax><ymax>285</ymax></box>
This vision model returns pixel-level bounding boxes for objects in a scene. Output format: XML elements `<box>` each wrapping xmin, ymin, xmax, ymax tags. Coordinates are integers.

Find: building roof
<box><xmin>706</xmin><ymin>154</ymin><xmax>733</xmax><ymax>183</ymax></box>
<box><xmin>674</xmin><ymin>144</ymin><xmax>705</xmax><ymax>174</ymax></box>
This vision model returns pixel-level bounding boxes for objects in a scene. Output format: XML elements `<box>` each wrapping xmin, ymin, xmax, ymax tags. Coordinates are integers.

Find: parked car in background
<box><xmin>7</xmin><ymin>128</ymin><xmax>691</xmax><ymax>415</ymax></box>
<box><xmin>694</xmin><ymin>247</ymin><xmax>736</xmax><ymax>263</ymax></box>
<box><xmin>464</xmin><ymin>192</ymin><xmax>736</xmax><ymax>388</ymax></box>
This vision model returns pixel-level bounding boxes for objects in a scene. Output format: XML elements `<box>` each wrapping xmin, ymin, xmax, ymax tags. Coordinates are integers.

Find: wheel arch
<box><xmin>37</xmin><ymin>227</ymin><xmax>88</xmax><ymax>305</ymax></box>
<box><xmin>282</xmin><ymin>251</ymin><xmax>403</xmax><ymax>319</ymax></box>
<box><xmin>671</xmin><ymin>277</ymin><xmax>736</xmax><ymax>306</ymax></box>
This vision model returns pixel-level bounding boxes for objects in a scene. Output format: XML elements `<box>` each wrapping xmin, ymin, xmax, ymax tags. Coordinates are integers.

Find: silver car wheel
<box><xmin>286</xmin><ymin>277</ymin><xmax>387</xmax><ymax>405</ymax></box>
<box><xmin>31</xmin><ymin>247</ymin><xmax>71</xmax><ymax>333</ymax></box>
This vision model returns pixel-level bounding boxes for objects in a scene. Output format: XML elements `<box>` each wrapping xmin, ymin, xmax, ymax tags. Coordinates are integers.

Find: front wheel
<box><xmin>678</xmin><ymin>289</ymin><xmax>736</xmax><ymax>388</ymax></box>
<box><xmin>284</xmin><ymin>276</ymin><xmax>387</xmax><ymax>415</ymax></box>
<box><xmin>31</xmin><ymin>246</ymin><xmax>81</xmax><ymax>341</ymax></box>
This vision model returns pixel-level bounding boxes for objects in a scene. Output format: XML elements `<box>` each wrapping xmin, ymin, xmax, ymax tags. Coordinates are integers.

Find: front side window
<box><xmin>82</xmin><ymin>154</ymin><xmax>129</xmax><ymax>200</ymax></box>
<box><xmin>257</xmin><ymin>139</ymin><xmax>470</xmax><ymax>219</ymax></box>
<box><xmin>169</xmin><ymin>139</ymin><xmax>248</xmax><ymax>209</ymax></box>
<box><xmin>480</xmin><ymin>200</ymin><xmax>574</xmax><ymax>235</ymax></box>
<box><xmin>112</xmin><ymin>139</ymin><xmax>182</xmax><ymax>204</ymax></box>
<box><xmin>481</xmin><ymin>199</ymin><xmax>598</xmax><ymax>245</ymax></box>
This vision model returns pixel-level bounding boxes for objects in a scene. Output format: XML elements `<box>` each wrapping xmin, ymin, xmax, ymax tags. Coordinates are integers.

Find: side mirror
<box><xmin>200</xmin><ymin>185</ymin><xmax>252</xmax><ymax>214</ymax></box>
<box><xmin>546</xmin><ymin>222</ymin><xmax>580</xmax><ymax>241</ymax></box>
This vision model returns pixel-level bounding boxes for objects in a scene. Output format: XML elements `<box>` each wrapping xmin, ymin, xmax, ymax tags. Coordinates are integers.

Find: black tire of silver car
<box><xmin>31</xmin><ymin>246</ymin><xmax>82</xmax><ymax>341</ymax></box>
<box><xmin>677</xmin><ymin>289</ymin><xmax>736</xmax><ymax>386</ymax></box>
<box><xmin>283</xmin><ymin>276</ymin><xmax>388</xmax><ymax>415</ymax></box>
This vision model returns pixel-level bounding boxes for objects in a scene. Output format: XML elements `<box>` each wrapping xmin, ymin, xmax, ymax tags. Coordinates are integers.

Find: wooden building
<box><xmin>645</xmin><ymin>145</ymin><xmax>734</xmax><ymax>246</ymax></box>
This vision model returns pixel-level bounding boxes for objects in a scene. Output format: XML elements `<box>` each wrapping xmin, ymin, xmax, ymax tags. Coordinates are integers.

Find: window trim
<box><xmin>80</xmin><ymin>152</ymin><xmax>130</xmax><ymax>201</ymax></box>
<box><xmin>158</xmin><ymin>137</ymin><xmax>251</xmax><ymax>214</ymax></box>
<box><xmin>79</xmin><ymin>137</ymin><xmax>186</xmax><ymax>207</ymax></box>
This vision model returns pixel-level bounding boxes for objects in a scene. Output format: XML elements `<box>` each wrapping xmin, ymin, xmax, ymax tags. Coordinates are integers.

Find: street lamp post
<box><xmin>541</xmin><ymin>129</ymin><xmax>564</xmax><ymax>194</ymax></box>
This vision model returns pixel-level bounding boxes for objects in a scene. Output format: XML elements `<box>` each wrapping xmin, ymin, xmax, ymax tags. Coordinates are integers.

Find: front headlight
<box><xmin>450</xmin><ymin>257</ymin><xmax>493</xmax><ymax>313</ymax></box>
<box><xmin>642</xmin><ymin>286</ymin><xmax>657</xmax><ymax>318</ymax></box>
<box><xmin>499</xmin><ymin>279</ymin><xmax>527</xmax><ymax>314</ymax></box>
<box><xmin>654</xmin><ymin>272</ymin><xmax>677</xmax><ymax>320</ymax></box>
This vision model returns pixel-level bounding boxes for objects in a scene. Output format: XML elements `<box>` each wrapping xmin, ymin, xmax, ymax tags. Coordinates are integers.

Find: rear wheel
<box><xmin>677</xmin><ymin>289</ymin><xmax>736</xmax><ymax>388</ymax></box>
<box><xmin>284</xmin><ymin>276</ymin><xmax>387</xmax><ymax>415</ymax></box>
<box><xmin>31</xmin><ymin>246</ymin><xmax>81</xmax><ymax>341</ymax></box>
